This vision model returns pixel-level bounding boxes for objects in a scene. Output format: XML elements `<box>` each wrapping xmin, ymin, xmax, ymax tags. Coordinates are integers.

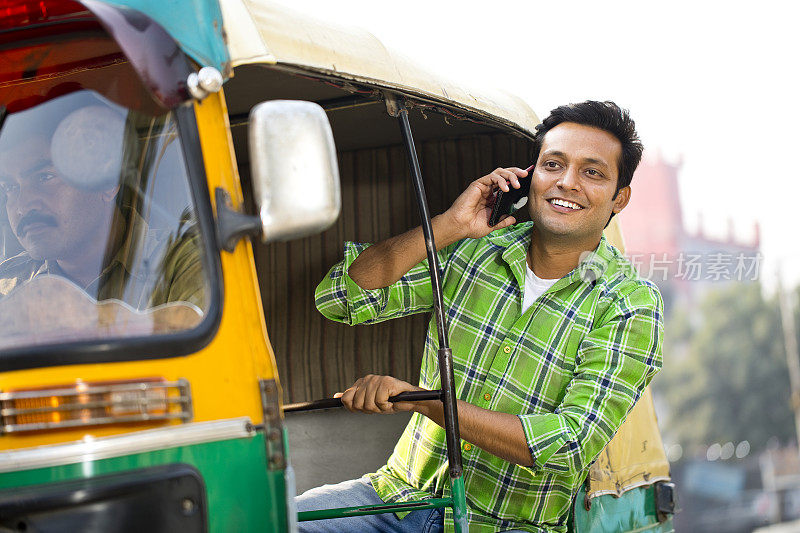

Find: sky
<box><xmin>277</xmin><ymin>0</ymin><xmax>799</xmax><ymax>288</ymax></box>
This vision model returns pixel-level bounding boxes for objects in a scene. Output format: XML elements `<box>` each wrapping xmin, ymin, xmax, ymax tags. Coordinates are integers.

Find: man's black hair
<box><xmin>532</xmin><ymin>100</ymin><xmax>643</xmax><ymax>198</ymax></box>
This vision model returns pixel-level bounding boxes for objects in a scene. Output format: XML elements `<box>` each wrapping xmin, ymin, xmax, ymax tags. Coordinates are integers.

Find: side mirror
<box><xmin>215</xmin><ymin>100</ymin><xmax>341</xmax><ymax>252</ymax></box>
<box><xmin>249</xmin><ymin>100</ymin><xmax>341</xmax><ymax>242</ymax></box>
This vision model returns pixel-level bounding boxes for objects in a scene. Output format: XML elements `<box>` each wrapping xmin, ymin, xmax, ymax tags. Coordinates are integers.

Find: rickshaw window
<box><xmin>0</xmin><ymin>80</ymin><xmax>222</xmax><ymax>371</ymax></box>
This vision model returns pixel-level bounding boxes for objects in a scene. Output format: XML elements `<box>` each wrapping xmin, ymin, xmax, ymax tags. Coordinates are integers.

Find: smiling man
<box><xmin>304</xmin><ymin>101</ymin><xmax>663</xmax><ymax>532</ymax></box>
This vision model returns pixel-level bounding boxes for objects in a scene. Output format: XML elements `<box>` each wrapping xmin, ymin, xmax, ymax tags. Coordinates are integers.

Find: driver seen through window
<box><xmin>0</xmin><ymin>91</ymin><xmax>210</xmax><ymax>350</ymax></box>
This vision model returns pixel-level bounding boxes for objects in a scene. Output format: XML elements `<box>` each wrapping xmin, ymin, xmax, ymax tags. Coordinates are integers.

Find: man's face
<box><xmin>0</xmin><ymin>136</ymin><xmax>115</xmax><ymax>262</ymax></box>
<box><xmin>527</xmin><ymin>122</ymin><xmax>631</xmax><ymax>242</ymax></box>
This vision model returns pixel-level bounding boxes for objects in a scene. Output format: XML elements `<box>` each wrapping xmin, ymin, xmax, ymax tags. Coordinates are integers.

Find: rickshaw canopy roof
<box><xmin>219</xmin><ymin>0</ymin><xmax>541</xmax><ymax>138</ymax></box>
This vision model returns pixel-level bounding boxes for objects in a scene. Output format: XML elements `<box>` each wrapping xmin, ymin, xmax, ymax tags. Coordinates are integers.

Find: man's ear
<box><xmin>612</xmin><ymin>186</ymin><xmax>631</xmax><ymax>214</ymax></box>
<box><xmin>101</xmin><ymin>184</ymin><xmax>120</xmax><ymax>203</ymax></box>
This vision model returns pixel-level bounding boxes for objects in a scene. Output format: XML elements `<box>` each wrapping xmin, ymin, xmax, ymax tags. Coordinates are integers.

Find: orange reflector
<box><xmin>0</xmin><ymin>378</ymin><xmax>192</xmax><ymax>434</ymax></box>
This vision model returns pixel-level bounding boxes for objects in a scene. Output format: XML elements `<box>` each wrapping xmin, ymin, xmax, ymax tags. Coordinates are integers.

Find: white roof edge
<box><xmin>220</xmin><ymin>0</ymin><xmax>540</xmax><ymax>138</ymax></box>
<box><xmin>219</xmin><ymin>0</ymin><xmax>276</xmax><ymax>67</ymax></box>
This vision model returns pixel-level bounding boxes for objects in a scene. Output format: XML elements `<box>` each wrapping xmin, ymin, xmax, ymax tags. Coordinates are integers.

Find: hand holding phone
<box><xmin>488</xmin><ymin>164</ymin><xmax>534</xmax><ymax>226</ymax></box>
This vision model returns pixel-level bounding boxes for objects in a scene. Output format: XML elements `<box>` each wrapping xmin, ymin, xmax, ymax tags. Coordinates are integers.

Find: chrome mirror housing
<box><xmin>248</xmin><ymin>100</ymin><xmax>341</xmax><ymax>242</ymax></box>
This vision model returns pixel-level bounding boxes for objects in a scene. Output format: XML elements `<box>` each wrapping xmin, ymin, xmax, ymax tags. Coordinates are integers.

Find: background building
<box><xmin>620</xmin><ymin>154</ymin><xmax>761</xmax><ymax>313</ymax></box>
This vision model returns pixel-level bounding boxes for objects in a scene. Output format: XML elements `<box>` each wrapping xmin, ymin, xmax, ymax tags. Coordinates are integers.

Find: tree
<box><xmin>654</xmin><ymin>282</ymin><xmax>797</xmax><ymax>453</ymax></box>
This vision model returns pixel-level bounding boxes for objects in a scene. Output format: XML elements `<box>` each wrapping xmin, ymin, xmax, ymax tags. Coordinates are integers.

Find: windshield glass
<box><xmin>0</xmin><ymin>89</ymin><xmax>211</xmax><ymax>352</ymax></box>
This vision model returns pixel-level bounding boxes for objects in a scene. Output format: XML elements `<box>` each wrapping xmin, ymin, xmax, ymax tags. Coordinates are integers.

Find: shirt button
<box><xmin>463</xmin><ymin>443</ymin><xmax>473</xmax><ymax>451</ymax></box>
<box><xmin>483</xmin><ymin>393</ymin><xmax>492</xmax><ymax>402</ymax></box>
<box><xmin>503</xmin><ymin>346</ymin><xmax>511</xmax><ymax>354</ymax></box>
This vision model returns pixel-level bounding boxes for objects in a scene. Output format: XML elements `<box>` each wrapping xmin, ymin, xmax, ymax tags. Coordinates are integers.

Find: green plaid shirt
<box><xmin>315</xmin><ymin>222</ymin><xmax>663</xmax><ymax>532</ymax></box>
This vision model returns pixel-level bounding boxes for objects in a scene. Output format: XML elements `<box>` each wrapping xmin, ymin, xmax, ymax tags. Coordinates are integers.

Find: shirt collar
<box><xmin>485</xmin><ymin>222</ymin><xmax>616</xmax><ymax>291</ymax></box>
<box><xmin>103</xmin><ymin>210</ymin><xmax>152</xmax><ymax>278</ymax></box>
<box><xmin>486</xmin><ymin>222</ymin><xmax>534</xmax><ymax>290</ymax></box>
<box><xmin>40</xmin><ymin>259</ymin><xmax>60</xmax><ymax>277</ymax></box>
<box><xmin>574</xmin><ymin>236</ymin><xmax>615</xmax><ymax>283</ymax></box>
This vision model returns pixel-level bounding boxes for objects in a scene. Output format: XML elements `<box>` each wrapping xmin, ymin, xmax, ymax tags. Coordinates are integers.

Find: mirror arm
<box><xmin>214</xmin><ymin>187</ymin><xmax>262</xmax><ymax>253</ymax></box>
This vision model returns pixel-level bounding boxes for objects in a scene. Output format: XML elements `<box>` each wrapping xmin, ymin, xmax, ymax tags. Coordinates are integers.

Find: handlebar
<box><xmin>283</xmin><ymin>389</ymin><xmax>443</xmax><ymax>413</ymax></box>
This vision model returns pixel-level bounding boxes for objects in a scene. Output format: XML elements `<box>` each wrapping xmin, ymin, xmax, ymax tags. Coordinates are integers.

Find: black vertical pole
<box><xmin>395</xmin><ymin>102</ymin><xmax>464</xmax><ymax>483</ymax></box>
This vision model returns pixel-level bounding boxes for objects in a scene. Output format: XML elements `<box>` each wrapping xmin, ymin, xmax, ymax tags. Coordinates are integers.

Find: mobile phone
<box><xmin>488</xmin><ymin>164</ymin><xmax>534</xmax><ymax>227</ymax></box>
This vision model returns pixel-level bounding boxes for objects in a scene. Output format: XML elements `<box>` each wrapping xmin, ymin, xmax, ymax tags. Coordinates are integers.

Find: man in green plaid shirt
<box><xmin>298</xmin><ymin>101</ymin><xmax>663</xmax><ymax>532</ymax></box>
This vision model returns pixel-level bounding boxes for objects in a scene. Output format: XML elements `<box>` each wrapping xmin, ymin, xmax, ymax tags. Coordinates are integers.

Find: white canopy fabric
<box><xmin>219</xmin><ymin>0</ymin><xmax>540</xmax><ymax>138</ymax></box>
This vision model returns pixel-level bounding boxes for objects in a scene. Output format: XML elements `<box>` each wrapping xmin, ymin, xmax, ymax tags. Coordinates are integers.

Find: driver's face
<box><xmin>0</xmin><ymin>136</ymin><xmax>115</xmax><ymax>262</ymax></box>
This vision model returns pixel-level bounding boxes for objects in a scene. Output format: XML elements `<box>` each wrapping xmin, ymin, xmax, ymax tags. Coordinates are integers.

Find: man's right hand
<box><xmin>347</xmin><ymin>166</ymin><xmax>529</xmax><ymax>290</ymax></box>
<box><xmin>443</xmin><ymin>167</ymin><xmax>529</xmax><ymax>240</ymax></box>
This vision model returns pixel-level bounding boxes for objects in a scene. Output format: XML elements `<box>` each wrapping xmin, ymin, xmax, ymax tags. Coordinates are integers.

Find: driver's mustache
<box><xmin>16</xmin><ymin>211</ymin><xmax>57</xmax><ymax>237</ymax></box>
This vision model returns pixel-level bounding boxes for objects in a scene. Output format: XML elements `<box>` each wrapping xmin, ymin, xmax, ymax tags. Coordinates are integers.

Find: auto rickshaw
<box><xmin>0</xmin><ymin>0</ymin><xmax>675</xmax><ymax>531</ymax></box>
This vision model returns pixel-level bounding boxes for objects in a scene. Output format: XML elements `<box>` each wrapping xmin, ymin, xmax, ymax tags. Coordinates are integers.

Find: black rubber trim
<box><xmin>0</xmin><ymin>24</ymin><xmax>104</xmax><ymax>50</ymax></box>
<box><xmin>0</xmin><ymin>105</ymin><xmax>223</xmax><ymax>372</ymax></box>
<box><xmin>0</xmin><ymin>463</ymin><xmax>207</xmax><ymax>532</ymax></box>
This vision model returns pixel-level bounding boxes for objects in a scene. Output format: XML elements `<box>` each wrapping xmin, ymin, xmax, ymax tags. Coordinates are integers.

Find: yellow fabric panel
<box><xmin>587</xmin><ymin>387</ymin><xmax>671</xmax><ymax>497</ymax></box>
<box><xmin>603</xmin><ymin>217</ymin><xmax>627</xmax><ymax>254</ymax></box>
<box><xmin>587</xmin><ymin>219</ymin><xmax>671</xmax><ymax>498</ymax></box>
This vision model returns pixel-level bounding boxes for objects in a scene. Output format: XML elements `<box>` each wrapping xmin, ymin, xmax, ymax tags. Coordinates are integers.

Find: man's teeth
<box><xmin>550</xmin><ymin>199</ymin><xmax>582</xmax><ymax>210</ymax></box>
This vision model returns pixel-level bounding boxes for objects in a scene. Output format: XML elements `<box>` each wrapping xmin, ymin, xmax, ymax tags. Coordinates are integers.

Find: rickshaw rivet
<box><xmin>181</xmin><ymin>498</ymin><xmax>196</xmax><ymax>515</ymax></box>
<box><xmin>268</xmin><ymin>428</ymin><xmax>281</xmax><ymax>440</ymax></box>
<box><xmin>198</xmin><ymin>67</ymin><xmax>223</xmax><ymax>93</ymax></box>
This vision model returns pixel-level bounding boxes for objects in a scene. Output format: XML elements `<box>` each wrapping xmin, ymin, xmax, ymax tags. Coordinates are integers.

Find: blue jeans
<box><xmin>295</xmin><ymin>477</ymin><xmax>444</xmax><ymax>533</ymax></box>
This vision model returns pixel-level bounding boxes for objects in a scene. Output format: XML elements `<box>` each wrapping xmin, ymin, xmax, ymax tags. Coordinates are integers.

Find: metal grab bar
<box><xmin>283</xmin><ymin>390</ymin><xmax>442</xmax><ymax>413</ymax></box>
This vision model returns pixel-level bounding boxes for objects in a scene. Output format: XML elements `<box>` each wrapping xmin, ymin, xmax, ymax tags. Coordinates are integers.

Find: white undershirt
<box><xmin>522</xmin><ymin>263</ymin><xmax>559</xmax><ymax>314</ymax></box>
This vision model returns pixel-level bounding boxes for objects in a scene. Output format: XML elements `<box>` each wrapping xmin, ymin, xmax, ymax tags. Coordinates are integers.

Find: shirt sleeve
<box><xmin>314</xmin><ymin>240</ymin><xmax>459</xmax><ymax>326</ymax></box>
<box><xmin>517</xmin><ymin>281</ymin><xmax>664</xmax><ymax>476</ymax></box>
<box><xmin>149</xmin><ymin>230</ymin><xmax>206</xmax><ymax>310</ymax></box>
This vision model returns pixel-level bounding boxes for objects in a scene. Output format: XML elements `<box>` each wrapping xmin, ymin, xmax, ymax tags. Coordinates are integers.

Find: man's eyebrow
<box><xmin>541</xmin><ymin>150</ymin><xmax>568</xmax><ymax>159</ymax></box>
<box><xmin>541</xmin><ymin>151</ymin><xmax>611</xmax><ymax>170</ymax></box>
<box><xmin>0</xmin><ymin>158</ymin><xmax>52</xmax><ymax>184</ymax></box>
<box><xmin>582</xmin><ymin>157</ymin><xmax>611</xmax><ymax>170</ymax></box>
<box><xmin>26</xmin><ymin>159</ymin><xmax>51</xmax><ymax>174</ymax></box>
<box><xmin>9</xmin><ymin>159</ymin><xmax>52</xmax><ymax>180</ymax></box>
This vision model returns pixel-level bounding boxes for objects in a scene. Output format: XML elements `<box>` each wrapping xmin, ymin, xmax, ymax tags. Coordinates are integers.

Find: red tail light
<box><xmin>0</xmin><ymin>0</ymin><xmax>89</xmax><ymax>30</ymax></box>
